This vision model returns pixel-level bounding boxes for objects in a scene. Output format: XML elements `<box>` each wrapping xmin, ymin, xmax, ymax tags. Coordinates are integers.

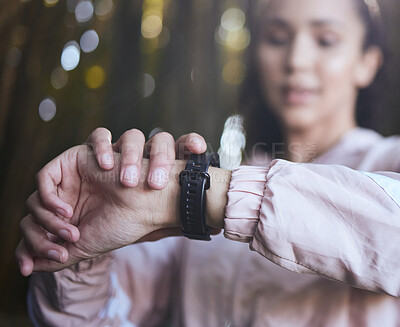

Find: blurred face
<box><xmin>257</xmin><ymin>0</ymin><xmax>368</xmax><ymax>132</ymax></box>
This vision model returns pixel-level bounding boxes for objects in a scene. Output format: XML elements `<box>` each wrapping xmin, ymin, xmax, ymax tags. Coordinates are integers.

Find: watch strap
<box><xmin>179</xmin><ymin>152</ymin><xmax>220</xmax><ymax>240</ymax></box>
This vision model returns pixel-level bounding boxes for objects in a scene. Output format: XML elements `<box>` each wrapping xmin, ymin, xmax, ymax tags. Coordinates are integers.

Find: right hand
<box><xmin>86</xmin><ymin>128</ymin><xmax>207</xmax><ymax>189</ymax></box>
<box><xmin>15</xmin><ymin>145</ymin><xmax>185</xmax><ymax>276</ymax></box>
<box><xmin>15</xmin><ymin>129</ymin><xmax>208</xmax><ymax>275</ymax></box>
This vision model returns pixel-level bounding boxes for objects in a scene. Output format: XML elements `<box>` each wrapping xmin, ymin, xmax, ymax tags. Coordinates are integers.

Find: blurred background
<box><xmin>0</xmin><ymin>0</ymin><xmax>399</xmax><ymax>325</ymax></box>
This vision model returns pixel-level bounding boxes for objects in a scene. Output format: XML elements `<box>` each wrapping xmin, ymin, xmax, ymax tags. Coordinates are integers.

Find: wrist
<box><xmin>173</xmin><ymin>159</ymin><xmax>231</xmax><ymax>231</ymax></box>
<box><xmin>163</xmin><ymin>159</ymin><xmax>186</xmax><ymax>227</ymax></box>
<box><xmin>139</xmin><ymin>159</ymin><xmax>231</xmax><ymax>232</ymax></box>
<box><xmin>206</xmin><ymin>167</ymin><xmax>231</xmax><ymax>229</ymax></box>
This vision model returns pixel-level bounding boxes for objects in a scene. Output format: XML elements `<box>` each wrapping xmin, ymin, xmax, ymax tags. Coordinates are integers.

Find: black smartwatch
<box><xmin>179</xmin><ymin>152</ymin><xmax>220</xmax><ymax>241</ymax></box>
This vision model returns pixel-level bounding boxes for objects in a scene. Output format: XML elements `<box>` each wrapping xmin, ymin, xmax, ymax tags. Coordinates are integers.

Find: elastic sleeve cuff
<box><xmin>223</xmin><ymin>165</ymin><xmax>269</xmax><ymax>243</ymax></box>
<box><xmin>70</xmin><ymin>252</ymin><xmax>113</xmax><ymax>273</ymax></box>
<box><xmin>28</xmin><ymin>253</ymin><xmax>114</xmax><ymax>324</ymax></box>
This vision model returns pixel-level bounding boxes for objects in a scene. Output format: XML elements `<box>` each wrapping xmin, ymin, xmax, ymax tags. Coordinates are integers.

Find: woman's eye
<box><xmin>266</xmin><ymin>32</ymin><xmax>290</xmax><ymax>46</ymax></box>
<box><xmin>318</xmin><ymin>34</ymin><xmax>339</xmax><ymax>47</ymax></box>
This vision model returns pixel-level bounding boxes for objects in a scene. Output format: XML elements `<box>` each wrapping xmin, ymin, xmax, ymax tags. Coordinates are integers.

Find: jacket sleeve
<box><xmin>224</xmin><ymin>160</ymin><xmax>400</xmax><ymax>297</ymax></box>
<box><xmin>28</xmin><ymin>238</ymin><xmax>183</xmax><ymax>327</ymax></box>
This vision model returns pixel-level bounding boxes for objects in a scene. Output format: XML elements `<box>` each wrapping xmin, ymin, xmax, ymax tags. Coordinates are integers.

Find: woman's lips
<box><xmin>283</xmin><ymin>86</ymin><xmax>318</xmax><ymax>106</ymax></box>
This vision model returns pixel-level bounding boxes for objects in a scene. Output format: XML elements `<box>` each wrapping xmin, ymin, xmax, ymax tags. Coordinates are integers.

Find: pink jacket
<box><xmin>29</xmin><ymin>128</ymin><xmax>400</xmax><ymax>326</ymax></box>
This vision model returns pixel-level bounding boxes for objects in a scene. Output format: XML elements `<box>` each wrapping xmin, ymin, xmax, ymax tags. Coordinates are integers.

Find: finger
<box><xmin>114</xmin><ymin>129</ymin><xmax>145</xmax><ymax>187</ymax></box>
<box><xmin>20</xmin><ymin>215</ymin><xmax>69</xmax><ymax>264</ymax></box>
<box><xmin>31</xmin><ymin>257</ymin><xmax>67</xmax><ymax>273</ymax></box>
<box><xmin>146</xmin><ymin>132</ymin><xmax>175</xmax><ymax>190</ymax></box>
<box><xmin>32</xmin><ymin>243</ymin><xmax>86</xmax><ymax>273</ymax></box>
<box><xmin>85</xmin><ymin>127</ymin><xmax>114</xmax><ymax>170</ymax></box>
<box><xmin>15</xmin><ymin>238</ymin><xmax>34</xmax><ymax>276</ymax></box>
<box><xmin>27</xmin><ymin>192</ymin><xmax>80</xmax><ymax>243</ymax></box>
<box><xmin>175</xmin><ymin>133</ymin><xmax>207</xmax><ymax>159</ymax></box>
<box><xmin>36</xmin><ymin>161</ymin><xmax>74</xmax><ymax>219</ymax></box>
<box><xmin>32</xmin><ymin>247</ymin><xmax>76</xmax><ymax>273</ymax></box>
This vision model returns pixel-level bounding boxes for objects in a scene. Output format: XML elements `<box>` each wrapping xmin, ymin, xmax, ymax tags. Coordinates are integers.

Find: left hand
<box><xmin>85</xmin><ymin>127</ymin><xmax>207</xmax><ymax>189</ymax></box>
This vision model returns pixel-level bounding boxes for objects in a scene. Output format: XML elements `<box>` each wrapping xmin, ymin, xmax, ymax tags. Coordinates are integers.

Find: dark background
<box><xmin>0</xmin><ymin>0</ymin><xmax>399</xmax><ymax>325</ymax></box>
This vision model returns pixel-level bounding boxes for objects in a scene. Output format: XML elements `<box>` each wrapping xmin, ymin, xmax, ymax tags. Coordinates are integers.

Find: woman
<box><xmin>17</xmin><ymin>0</ymin><xmax>400</xmax><ymax>326</ymax></box>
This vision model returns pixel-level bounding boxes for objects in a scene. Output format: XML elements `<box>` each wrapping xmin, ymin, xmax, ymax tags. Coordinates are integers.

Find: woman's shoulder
<box><xmin>351</xmin><ymin>128</ymin><xmax>400</xmax><ymax>172</ymax></box>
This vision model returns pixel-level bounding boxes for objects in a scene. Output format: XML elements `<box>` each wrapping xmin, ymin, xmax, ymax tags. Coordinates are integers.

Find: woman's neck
<box><xmin>282</xmin><ymin>116</ymin><xmax>357</xmax><ymax>163</ymax></box>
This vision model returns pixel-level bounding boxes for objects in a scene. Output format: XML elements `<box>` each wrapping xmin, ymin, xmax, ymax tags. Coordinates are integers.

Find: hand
<box><xmin>15</xmin><ymin>145</ymin><xmax>184</xmax><ymax>276</ymax></box>
<box><xmin>86</xmin><ymin>128</ymin><xmax>207</xmax><ymax>189</ymax></box>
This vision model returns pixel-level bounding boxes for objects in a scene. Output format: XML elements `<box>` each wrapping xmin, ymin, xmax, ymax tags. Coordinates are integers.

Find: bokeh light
<box><xmin>85</xmin><ymin>65</ymin><xmax>106</xmax><ymax>89</ymax></box>
<box><xmin>6</xmin><ymin>47</ymin><xmax>22</xmax><ymax>68</ymax></box>
<box><xmin>75</xmin><ymin>0</ymin><xmax>94</xmax><ymax>23</ymax></box>
<box><xmin>222</xmin><ymin>59</ymin><xmax>246</xmax><ymax>85</ymax></box>
<box><xmin>38</xmin><ymin>98</ymin><xmax>57</xmax><ymax>122</ymax></box>
<box><xmin>216</xmin><ymin>26</ymin><xmax>250</xmax><ymax>51</ymax></box>
<box><xmin>80</xmin><ymin>29</ymin><xmax>99</xmax><ymax>53</ymax></box>
<box><xmin>221</xmin><ymin>8</ymin><xmax>245</xmax><ymax>32</ymax></box>
<box><xmin>141</xmin><ymin>0</ymin><xmax>164</xmax><ymax>53</ymax></box>
<box><xmin>43</xmin><ymin>0</ymin><xmax>59</xmax><ymax>8</ymax></box>
<box><xmin>61</xmin><ymin>41</ymin><xmax>80</xmax><ymax>71</ymax></box>
<box><xmin>143</xmin><ymin>73</ymin><xmax>155</xmax><ymax>98</ymax></box>
<box><xmin>141</xmin><ymin>15</ymin><xmax>163</xmax><ymax>39</ymax></box>
<box><xmin>51</xmin><ymin>67</ymin><xmax>68</xmax><ymax>89</ymax></box>
<box><xmin>216</xmin><ymin>7</ymin><xmax>250</xmax><ymax>51</ymax></box>
<box><xmin>218</xmin><ymin>115</ymin><xmax>246</xmax><ymax>169</ymax></box>
<box><xmin>95</xmin><ymin>0</ymin><xmax>113</xmax><ymax>17</ymax></box>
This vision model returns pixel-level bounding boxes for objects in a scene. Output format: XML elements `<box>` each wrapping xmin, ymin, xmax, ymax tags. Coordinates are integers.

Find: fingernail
<box><xmin>60</xmin><ymin>251</ymin><xmax>67</xmax><ymax>263</ymax></box>
<box><xmin>122</xmin><ymin>166</ymin><xmax>138</xmax><ymax>185</ymax></box>
<box><xmin>101</xmin><ymin>154</ymin><xmax>113</xmax><ymax>166</ymax></box>
<box><xmin>59</xmin><ymin>229</ymin><xmax>71</xmax><ymax>241</ymax></box>
<box><xmin>48</xmin><ymin>250</ymin><xmax>61</xmax><ymax>263</ymax></box>
<box><xmin>189</xmin><ymin>137</ymin><xmax>203</xmax><ymax>150</ymax></box>
<box><xmin>149</xmin><ymin>168</ymin><xmax>168</xmax><ymax>187</ymax></box>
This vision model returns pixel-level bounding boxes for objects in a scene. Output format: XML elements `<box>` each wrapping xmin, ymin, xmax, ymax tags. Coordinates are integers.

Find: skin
<box><xmin>16</xmin><ymin>0</ymin><xmax>382</xmax><ymax>275</ymax></box>
<box><xmin>86</xmin><ymin>128</ymin><xmax>207</xmax><ymax>189</ymax></box>
<box><xmin>16</xmin><ymin>145</ymin><xmax>230</xmax><ymax>275</ymax></box>
<box><xmin>256</xmin><ymin>0</ymin><xmax>382</xmax><ymax>161</ymax></box>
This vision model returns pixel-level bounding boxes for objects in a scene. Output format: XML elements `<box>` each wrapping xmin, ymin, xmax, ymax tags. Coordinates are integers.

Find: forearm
<box><xmin>206</xmin><ymin>166</ymin><xmax>232</xmax><ymax>229</ymax></box>
<box><xmin>224</xmin><ymin>160</ymin><xmax>400</xmax><ymax>296</ymax></box>
<box><xmin>96</xmin><ymin>156</ymin><xmax>231</xmax><ymax>231</ymax></box>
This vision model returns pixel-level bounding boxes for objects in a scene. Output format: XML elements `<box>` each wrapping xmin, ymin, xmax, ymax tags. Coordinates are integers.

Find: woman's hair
<box><xmin>239</xmin><ymin>0</ymin><xmax>386</xmax><ymax>155</ymax></box>
<box><xmin>354</xmin><ymin>0</ymin><xmax>386</xmax><ymax>129</ymax></box>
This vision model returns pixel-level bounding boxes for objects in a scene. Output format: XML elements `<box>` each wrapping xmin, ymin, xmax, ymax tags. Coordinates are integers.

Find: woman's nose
<box><xmin>286</xmin><ymin>34</ymin><xmax>316</xmax><ymax>73</ymax></box>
